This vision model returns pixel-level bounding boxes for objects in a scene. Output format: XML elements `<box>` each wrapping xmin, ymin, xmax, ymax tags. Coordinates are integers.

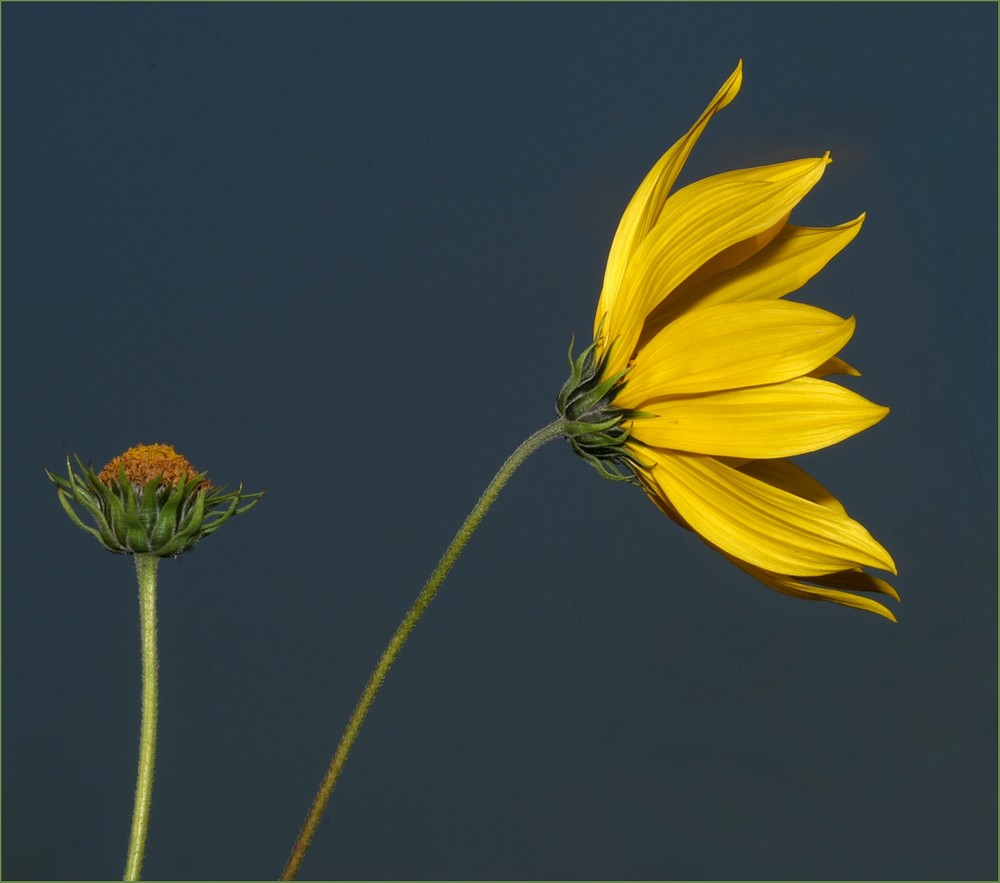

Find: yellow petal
<box><xmin>641</xmin><ymin>450</ymin><xmax>896</xmax><ymax>576</ymax></box>
<box><xmin>810</xmin><ymin>355</ymin><xmax>861</xmax><ymax>378</ymax></box>
<box><xmin>729</xmin><ymin>557</ymin><xmax>899</xmax><ymax>621</ymax></box>
<box><xmin>642</xmin><ymin>458</ymin><xmax>897</xmax><ymax>618</ymax></box>
<box><xmin>640</xmin><ymin>479</ymin><xmax>690</xmax><ymax>530</ymax></box>
<box><xmin>665</xmin><ymin>215</ymin><xmax>789</xmax><ymax>296</ymax></box>
<box><xmin>736</xmin><ymin>458</ymin><xmax>848</xmax><ymax>515</ymax></box>
<box><xmin>596</xmin><ymin>61</ymin><xmax>743</xmax><ymax>340</ymax></box>
<box><xmin>617</xmin><ymin>301</ymin><xmax>856</xmax><ymax>403</ymax></box>
<box><xmin>642</xmin><ymin>215</ymin><xmax>865</xmax><ymax>334</ymax></box>
<box><xmin>630</xmin><ymin>377</ymin><xmax>889</xmax><ymax>458</ymax></box>
<box><xmin>811</xmin><ymin>567</ymin><xmax>900</xmax><ymax>601</ymax></box>
<box><xmin>604</xmin><ymin>156</ymin><xmax>831</xmax><ymax>376</ymax></box>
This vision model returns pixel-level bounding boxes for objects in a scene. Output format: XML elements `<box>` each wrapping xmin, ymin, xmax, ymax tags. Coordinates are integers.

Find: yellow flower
<box><xmin>557</xmin><ymin>61</ymin><xmax>898</xmax><ymax>620</ymax></box>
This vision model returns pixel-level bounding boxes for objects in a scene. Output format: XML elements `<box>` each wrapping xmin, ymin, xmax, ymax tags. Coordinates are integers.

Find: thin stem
<box><xmin>124</xmin><ymin>553</ymin><xmax>160</xmax><ymax>881</ymax></box>
<box><xmin>280</xmin><ymin>418</ymin><xmax>567</xmax><ymax>880</ymax></box>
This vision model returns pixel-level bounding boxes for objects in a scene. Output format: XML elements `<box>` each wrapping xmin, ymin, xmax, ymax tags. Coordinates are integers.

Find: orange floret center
<box><xmin>99</xmin><ymin>443</ymin><xmax>208</xmax><ymax>489</ymax></box>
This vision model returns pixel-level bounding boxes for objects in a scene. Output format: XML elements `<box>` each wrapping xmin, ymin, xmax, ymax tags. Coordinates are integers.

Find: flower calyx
<box><xmin>556</xmin><ymin>337</ymin><xmax>643</xmax><ymax>482</ymax></box>
<box><xmin>45</xmin><ymin>443</ymin><xmax>263</xmax><ymax>557</ymax></box>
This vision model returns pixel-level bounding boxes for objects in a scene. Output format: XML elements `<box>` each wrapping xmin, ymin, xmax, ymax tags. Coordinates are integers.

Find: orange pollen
<box><xmin>99</xmin><ymin>443</ymin><xmax>209</xmax><ymax>489</ymax></box>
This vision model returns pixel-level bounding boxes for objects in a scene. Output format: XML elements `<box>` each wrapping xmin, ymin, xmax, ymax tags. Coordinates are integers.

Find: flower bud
<box><xmin>46</xmin><ymin>443</ymin><xmax>262</xmax><ymax>557</ymax></box>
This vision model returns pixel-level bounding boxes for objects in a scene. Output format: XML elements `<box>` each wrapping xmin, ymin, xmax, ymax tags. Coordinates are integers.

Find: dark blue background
<box><xmin>4</xmin><ymin>3</ymin><xmax>996</xmax><ymax>880</ymax></box>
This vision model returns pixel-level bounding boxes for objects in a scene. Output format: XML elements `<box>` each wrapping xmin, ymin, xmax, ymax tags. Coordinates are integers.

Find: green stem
<box><xmin>123</xmin><ymin>553</ymin><xmax>160</xmax><ymax>881</ymax></box>
<box><xmin>280</xmin><ymin>418</ymin><xmax>568</xmax><ymax>880</ymax></box>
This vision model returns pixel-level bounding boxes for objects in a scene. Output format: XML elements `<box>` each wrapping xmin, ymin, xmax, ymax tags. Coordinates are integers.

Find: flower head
<box><xmin>557</xmin><ymin>61</ymin><xmax>898</xmax><ymax>619</ymax></box>
<box><xmin>46</xmin><ymin>443</ymin><xmax>263</xmax><ymax>557</ymax></box>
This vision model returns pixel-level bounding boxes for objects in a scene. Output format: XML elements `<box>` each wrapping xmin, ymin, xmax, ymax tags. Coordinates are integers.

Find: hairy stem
<box><xmin>124</xmin><ymin>553</ymin><xmax>160</xmax><ymax>881</ymax></box>
<box><xmin>280</xmin><ymin>418</ymin><xmax>567</xmax><ymax>879</ymax></box>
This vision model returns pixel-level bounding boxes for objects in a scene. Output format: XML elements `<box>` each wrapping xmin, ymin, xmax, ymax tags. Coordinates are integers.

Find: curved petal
<box><xmin>641</xmin><ymin>449</ymin><xmax>896</xmax><ymax>576</ymax></box>
<box><xmin>644</xmin><ymin>454</ymin><xmax>898</xmax><ymax>615</ymax></box>
<box><xmin>811</xmin><ymin>567</ymin><xmax>900</xmax><ymax>600</ymax></box>
<box><xmin>639</xmin><ymin>478</ymin><xmax>690</xmax><ymax>530</ymax></box>
<box><xmin>642</xmin><ymin>215</ymin><xmax>866</xmax><ymax>334</ymax></box>
<box><xmin>617</xmin><ymin>301</ymin><xmax>856</xmax><ymax>403</ymax></box>
<box><xmin>736</xmin><ymin>458</ymin><xmax>848</xmax><ymax>514</ymax></box>
<box><xmin>604</xmin><ymin>156</ymin><xmax>831</xmax><ymax>376</ymax></box>
<box><xmin>728</xmin><ymin>556</ymin><xmax>899</xmax><ymax>621</ymax></box>
<box><xmin>596</xmin><ymin>61</ymin><xmax>743</xmax><ymax>339</ymax></box>
<box><xmin>630</xmin><ymin>377</ymin><xmax>889</xmax><ymax>458</ymax></box>
<box><xmin>644</xmin><ymin>450</ymin><xmax>897</xmax><ymax>576</ymax></box>
<box><xmin>664</xmin><ymin>214</ymin><xmax>789</xmax><ymax>296</ymax></box>
<box><xmin>640</xmin><ymin>457</ymin><xmax>897</xmax><ymax>619</ymax></box>
<box><xmin>810</xmin><ymin>355</ymin><xmax>861</xmax><ymax>378</ymax></box>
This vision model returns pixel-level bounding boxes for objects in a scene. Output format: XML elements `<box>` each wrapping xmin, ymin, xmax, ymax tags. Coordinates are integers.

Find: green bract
<box><xmin>555</xmin><ymin>336</ymin><xmax>646</xmax><ymax>483</ymax></box>
<box><xmin>46</xmin><ymin>455</ymin><xmax>262</xmax><ymax>557</ymax></box>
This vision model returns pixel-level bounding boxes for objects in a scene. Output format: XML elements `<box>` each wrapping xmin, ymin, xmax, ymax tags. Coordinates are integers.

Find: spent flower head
<box><xmin>557</xmin><ymin>61</ymin><xmax>898</xmax><ymax>619</ymax></box>
<box><xmin>46</xmin><ymin>442</ymin><xmax>262</xmax><ymax>557</ymax></box>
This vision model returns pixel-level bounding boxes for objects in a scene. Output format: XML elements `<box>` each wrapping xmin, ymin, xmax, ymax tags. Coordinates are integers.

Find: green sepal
<box><xmin>60</xmin><ymin>459</ymin><xmax>121</xmax><ymax>545</ymax></box>
<box><xmin>149</xmin><ymin>477</ymin><xmax>188</xmax><ymax>550</ymax></box>
<box><xmin>122</xmin><ymin>469</ymin><xmax>150</xmax><ymax>552</ymax></box>
<box><xmin>45</xmin><ymin>455</ymin><xmax>263</xmax><ymax>558</ymax></box>
<box><xmin>555</xmin><ymin>334</ymin><xmax>644</xmax><ymax>484</ymax></box>
<box><xmin>52</xmin><ymin>483</ymin><xmax>106</xmax><ymax>544</ymax></box>
<box><xmin>138</xmin><ymin>479</ymin><xmax>162</xmax><ymax>534</ymax></box>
